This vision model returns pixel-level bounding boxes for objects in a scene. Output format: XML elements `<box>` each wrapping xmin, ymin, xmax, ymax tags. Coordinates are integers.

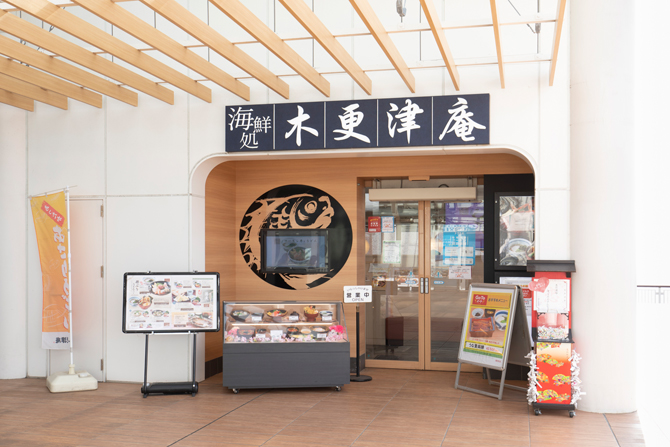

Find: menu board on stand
<box><xmin>122</xmin><ymin>272</ymin><xmax>221</xmax><ymax>397</ymax></box>
<box><xmin>526</xmin><ymin>261</ymin><xmax>580</xmax><ymax>417</ymax></box>
<box><xmin>455</xmin><ymin>283</ymin><xmax>531</xmax><ymax>400</ymax></box>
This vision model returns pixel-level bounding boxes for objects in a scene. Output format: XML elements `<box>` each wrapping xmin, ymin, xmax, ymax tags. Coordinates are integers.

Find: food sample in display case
<box><xmin>224</xmin><ymin>302</ymin><xmax>348</xmax><ymax>343</ymax></box>
<box><xmin>222</xmin><ymin>301</ymin><xmax>350</xmax><ymax>393</ymax></box>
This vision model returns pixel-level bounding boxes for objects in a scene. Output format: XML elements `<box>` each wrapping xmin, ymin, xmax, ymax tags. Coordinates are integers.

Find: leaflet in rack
<box><xmin>122</xmin><ymin>272</ymin><xmax>220</xmax><ymax>333</ymax></box>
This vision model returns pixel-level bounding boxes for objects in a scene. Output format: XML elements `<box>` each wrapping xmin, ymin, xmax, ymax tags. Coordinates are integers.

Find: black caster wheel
<box><xmin>335</xmin><ymin>386</ymin><xmax>342</xmax><ymax>392</ymax></box>
<box><xmin>569</xmin><ymin>411</ymin><xmax>575</xmax><ymax>418</ymax></box>
<box><xmin>534</xmin><ymin>409</ymin><xmax>541</xmax><ymax>416</ymax></box>
<box><xmin>232</xmin><ymin>388</ymin><xmax>240</xmax><ymax>394</ymax></box>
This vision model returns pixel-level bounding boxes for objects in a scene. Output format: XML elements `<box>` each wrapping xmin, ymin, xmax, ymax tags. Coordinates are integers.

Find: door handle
<box><xmin>419</xmin><ymin>277</ymin><xmax>424</xmax><ymax>294</ymax></box>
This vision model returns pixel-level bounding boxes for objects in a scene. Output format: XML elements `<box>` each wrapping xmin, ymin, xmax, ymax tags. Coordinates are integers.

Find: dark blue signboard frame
<box><xmin>378</xmin><ymin>96</ymin><xmax>433</xmax><ymax>148</ymax></box>
<box><xmin>433</xmin><ymin>94</ymin><xmax>489</xmax><ymax>146</ymax></box>
<box><xmin>226</xmin><ymin>94</ymin><xmax>489</xmax><ymax>152</ymax></box>
<box><xmin>275</xmin><ymin>102</ymin><xmax>325</xmax><ymax>151</ymax></box>
<box><xmin>325</xmin><ymin>99</ymin><xmax>377</xmax><ymax>149</ymax></box>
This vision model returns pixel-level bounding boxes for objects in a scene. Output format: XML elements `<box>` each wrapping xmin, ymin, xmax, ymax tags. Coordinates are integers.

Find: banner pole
<box><xmin>66</xmin><ymin>186</ymin><xmax>75</xmax><ymax>372</ymax></box>
<box><xmin>44</xmin><ymin>187</ymin><xmax>97</xmax><ymax>392</ymax></box>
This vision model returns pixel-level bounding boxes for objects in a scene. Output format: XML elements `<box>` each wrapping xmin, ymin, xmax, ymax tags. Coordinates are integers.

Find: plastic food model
<box><xmin>224</xmin><ymin>303</ymin><xmax>347</xmax><ymax>344</ymax></box>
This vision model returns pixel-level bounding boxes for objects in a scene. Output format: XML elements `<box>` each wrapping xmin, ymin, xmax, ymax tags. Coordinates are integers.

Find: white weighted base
<box><xmin>46</xmin><ymin>365</ymin><xmax>98</xmax><ymax>393</ymax></box>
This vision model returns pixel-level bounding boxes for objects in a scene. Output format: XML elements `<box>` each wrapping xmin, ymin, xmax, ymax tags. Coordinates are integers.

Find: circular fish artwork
<box><xmin>239</xmin><ymin>184</ymin><xmax>352</xmax><ymax>290</ymax></box>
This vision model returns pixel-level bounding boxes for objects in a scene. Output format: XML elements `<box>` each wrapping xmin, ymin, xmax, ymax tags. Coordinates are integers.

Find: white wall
<box><xmin>1</xmin><ymin>0</ymin><xmax>571</xmax><ymax>383</ymax></box>
<box><xmin>634</xmin><ymin>3</ymin><xmax>670</xmax><ymax>287</ymax></box>
<box><xmin>571</xmin><ymin>0</ymin><xmax>636</xmax><ymax>413</ymax></box>
<box><xmin>0</xmin><ymin>106</ymin><xmax>27</xmax><ymax>379</ymax></box>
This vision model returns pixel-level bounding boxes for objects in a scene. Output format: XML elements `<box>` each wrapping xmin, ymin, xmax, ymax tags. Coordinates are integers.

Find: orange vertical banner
<box><xmin>30</xmin><ymin>191</ymin><xmax>70</xmax><ymax>350</ymax></box>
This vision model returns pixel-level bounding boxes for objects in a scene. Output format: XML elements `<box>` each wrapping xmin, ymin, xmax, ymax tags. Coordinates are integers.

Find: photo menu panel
<box><xmin>122</xmin><ymin>272</ymin><xmax>220</xmax><ymax>333</ymax></box>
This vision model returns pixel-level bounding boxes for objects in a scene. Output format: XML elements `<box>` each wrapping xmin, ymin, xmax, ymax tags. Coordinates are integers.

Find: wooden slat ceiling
<box><xmin>0</xmin><ymin>0</ymin><xmax>567</xmax><ymax>112</ymax></box>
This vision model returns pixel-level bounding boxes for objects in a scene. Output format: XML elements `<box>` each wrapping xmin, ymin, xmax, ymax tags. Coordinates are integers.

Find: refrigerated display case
<box><xmin>222</xmin><ymin>301</ymin><xmax>350</xmax><ymax>393</ymax></box>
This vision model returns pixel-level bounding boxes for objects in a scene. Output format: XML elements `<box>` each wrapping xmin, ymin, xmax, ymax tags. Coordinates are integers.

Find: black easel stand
<box><xmin>141</xmin><ymin>332</ymin><xmax>199</xmax><ymax>397</ymax></box>
<box><xmin>350</xmin><ymin>304</ymin><xmax>372</xmax><ymax>382</ymax></box>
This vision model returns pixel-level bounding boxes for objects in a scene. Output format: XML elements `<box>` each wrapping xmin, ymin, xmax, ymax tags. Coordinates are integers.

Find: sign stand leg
<box><xmin>455</xmin><ymin>362</ymin><xmax>507</xmax><ymax>400</ymax></box>
<box><xmin>142</xmin><ymin>334</ymin><xmax>149</xmax><ymax>398</ymax></box>
<box><xmin>191</xmin><ymin>333</ymin><xmax>198</xmax><ymax>397</ymax></box>
<box><xmin>140</xmin><ymin>332</ymin><xmax>200</xmax><ymax>397</ymax></box>
<box><xmin>350</xmin><ymin>304</ymin><xmax>371</xmax><ymax>382</ymax></box>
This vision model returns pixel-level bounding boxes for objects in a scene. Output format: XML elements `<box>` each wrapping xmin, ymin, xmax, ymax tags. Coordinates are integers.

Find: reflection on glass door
<box><xmin>363</xmin><ymin>190</ymin><xmax>485</xmax><ymax>371</ymax></box>
<box><xmin>365</xmin><ymin>200</ymin><xmax>422</xmax><ymax>367</ymax></box>
<box><xmin>425</xmin><ymin>201</ymin><xmax>484</xmax><ymax>369</ymax></box>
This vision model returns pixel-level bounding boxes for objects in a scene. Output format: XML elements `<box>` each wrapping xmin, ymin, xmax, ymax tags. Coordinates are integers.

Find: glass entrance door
<box><xmin>424</xmin><ymin>201</ymin><xmax>484</xmax><ymax>371</ymax></box>
<box><xmin>364</xmin><ymin>201</ymin><xmax>424</xmax><ymax>369</ymax></box>
<box><xmin>364</xmin><ymin>195</ymin><xmax>484</xmax><ymax>371</ymax></box>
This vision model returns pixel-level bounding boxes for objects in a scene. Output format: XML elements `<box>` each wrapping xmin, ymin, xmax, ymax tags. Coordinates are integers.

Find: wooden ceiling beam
<box><xmin>137</xmin><ymin>0</ymin><xmax>291</xmax><ymax>100</ymax></box>
<box><xmin>72</xmin><ymin>0</ymin><xmax>251</xmax><ymax>101</ymax></box>
<box><xmin>0</xmin><ymin>0</ymin><xmax>133</xmax><ymax>11</ymax></box>
<box><xmin>206</xmin><ymin>0</ymin><xmax>328</xmax><ymax>97</ymax></box>
<box><xmin>0</xmin><ymin>10</ymin><xmax>152</xmax><ymax>105</ymax></box>
<box><xmin>0</xmin><ymin>34</ymin><xmax>137</xmax><ymax>106</ymax></box>
<box><xmin>489</xmin><ymin>0</ymin><xmax>505</xmax><ymax>88</ymax></box>
<box><xmin>419</xmin><ymin>0</ymin><xmax>460</xmax><ymax>91</ymax></box>
<box><xmin>0</xmin><ymin>88</ymin><xmax>34</xmax><ymax>111</ymax></box>
<box><xmin>278</xmin><ymin>0</ymin><xmax>372</xmax><ymax>94</ymax></box>
<box><xmin>3</xmin><ymin>0</ymin><xmax>201</xmax><ymax>103</ymax></box>
<box><xmin>549</xmin><ymin>0</ymin><xmax>567</xmax><ymax>86</ymax></box>
<box><xmin>349</xmin><ymin>0</ymin><xmax>415</xmax><ymax>92</ymax></box>
<box><xmin>0</xmin><ymin>56</ymin><xmax>102</xmax><ymax>108</ymax></box>
<box><xmin>0</xmin><ymin>72</ymin><xmax>68</xmax><ymax>109</ymax></box>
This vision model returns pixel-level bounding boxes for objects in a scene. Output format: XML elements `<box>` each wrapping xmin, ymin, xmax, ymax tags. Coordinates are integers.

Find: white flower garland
<box><xmin>569</xmin><ymin>350</ymin><xmax>585</xmax><ymax>406</ymax></box>
<box><xmin>525</xmin><ymin>350</ymin><xmax>540</xmax><ymax>405</ymax></box>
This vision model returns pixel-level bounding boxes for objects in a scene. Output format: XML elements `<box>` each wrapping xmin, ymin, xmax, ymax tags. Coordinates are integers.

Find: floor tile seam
<box><xmin>603</xmin><ymin>414</ymin><xmax>622</xmax><ymax>447</ymax></box>
<box><xmin>258</xmin><ymin>388</ymin><xmax>340</xmax><ymax>446</ymax></box>
<box><xmin>439</xmin><ymin>384</ymin><xmax>465</xmax><ymax>446</ymax></box>
<box><xmin>348</xmin><ymin>370</ymin><xmax>420</xmax><ymax>447</ymax></box>
<box><xmin>165</xmin><ymin>390</ymin><xmax>270</xmax><ymax>447</ymax></box>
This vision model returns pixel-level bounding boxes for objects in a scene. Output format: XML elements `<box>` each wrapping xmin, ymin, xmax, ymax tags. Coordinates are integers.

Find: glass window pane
<box><xmin>365</xmin><ymin>198</ymin><xmax>420</xmax><ymax>362</ymax></box>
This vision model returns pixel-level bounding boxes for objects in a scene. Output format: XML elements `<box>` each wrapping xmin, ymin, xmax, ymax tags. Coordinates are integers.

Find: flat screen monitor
<box><xmin>261</xmin><ymin>229</ymin><xmax>329</xmax><ymax>274</ymax></box>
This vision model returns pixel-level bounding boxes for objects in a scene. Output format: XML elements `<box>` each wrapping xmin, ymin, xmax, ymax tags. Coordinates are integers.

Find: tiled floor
<box><xmin>0</xmin><ymin>369</ymin><xmax>646</xmax><ymax>446</ymax></box>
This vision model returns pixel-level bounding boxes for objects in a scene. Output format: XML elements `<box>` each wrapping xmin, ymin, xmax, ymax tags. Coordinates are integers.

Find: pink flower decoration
<box><xmin>329</xmin><ymin>325</ymin><xmax>345</xmax><ymax>334</ymax></box>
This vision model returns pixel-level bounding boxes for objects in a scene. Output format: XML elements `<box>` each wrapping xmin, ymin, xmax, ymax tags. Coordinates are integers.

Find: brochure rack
<box><xmin>526</xmin><ymin>260</ymin><xmax>578</xmax><ymax>417</ymax></box>
<box><xmin>141</xmin><ymin>333</ymin><xmax>198</xmax><ymax>398</ymax></box>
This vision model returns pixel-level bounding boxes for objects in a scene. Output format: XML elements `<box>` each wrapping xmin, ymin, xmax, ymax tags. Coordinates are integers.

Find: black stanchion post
<box><xmin>350</xmin><ymin>303</ymin><xmax>371</xmax><ymax>382</ymax></box>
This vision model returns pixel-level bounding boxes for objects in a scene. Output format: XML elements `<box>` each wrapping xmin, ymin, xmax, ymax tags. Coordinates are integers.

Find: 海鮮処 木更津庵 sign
<box><xmin>226</xmin><ymin>94</ymin><xmax>489</xmax><ymax>152</ymax></box>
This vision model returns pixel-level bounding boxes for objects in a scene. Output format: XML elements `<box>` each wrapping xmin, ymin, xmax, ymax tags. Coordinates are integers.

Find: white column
<box><xmin>570</xmin><ymin>1</ymin><xmax>636</xmax><ymax>412</ymax></box>
<box><xmin>0</xmin><ymin>107</ymin><xmax>28</xmax><ymax>379</ymax></box>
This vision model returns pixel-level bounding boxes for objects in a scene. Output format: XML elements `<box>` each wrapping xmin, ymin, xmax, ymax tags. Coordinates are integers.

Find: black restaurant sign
<box><xmin>225</xmin><ymin>94</ymin><xmax>489</xmax><ymax>152</ymax></box>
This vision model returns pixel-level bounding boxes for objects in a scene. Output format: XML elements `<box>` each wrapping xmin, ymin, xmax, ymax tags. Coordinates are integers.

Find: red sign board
<box><xmin>41</xmin><ymin>200</ymin><xmax>65</xmax><ymax>227</ymax></box>
<box><xmin>473</xmin><ymin>294</ymin><xmax>487</xmax><ymax>305</ymax></box>
<box><xmin>367</xmin><ymin>216</ymin><xmax>381</xmax><ymax>233</ymax></box>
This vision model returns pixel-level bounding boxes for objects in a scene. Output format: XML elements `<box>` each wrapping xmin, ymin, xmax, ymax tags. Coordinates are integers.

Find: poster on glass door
<box><xmin>442</xmin><ymin>225</ymin><xmax>476</xmax><ymax>265</ymax></box>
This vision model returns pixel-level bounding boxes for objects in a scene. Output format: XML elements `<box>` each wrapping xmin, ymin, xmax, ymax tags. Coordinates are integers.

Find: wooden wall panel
<box><xmin>204</xmin><ymin>153</ymin><xmax>532</xmax><ymax>360</ymax></box>
<box><xmin>204</xmin><ymin>162</ymin><xmax>236</xmax><ymax>362</ymax></box>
